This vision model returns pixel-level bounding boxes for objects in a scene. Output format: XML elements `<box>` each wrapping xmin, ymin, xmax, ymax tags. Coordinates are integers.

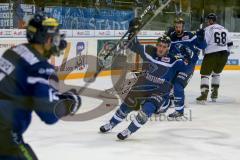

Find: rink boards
<box><xmin>0</xmin><ymin>29</ymin><xmax>239</xmax><ymax>80</ymax></box>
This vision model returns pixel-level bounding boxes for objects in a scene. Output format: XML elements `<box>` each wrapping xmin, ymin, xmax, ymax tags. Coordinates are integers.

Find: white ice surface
<box><xmin>25</xmin><ymin>71</ymin><xmax>240</xmax><ymax>160</ymax></box>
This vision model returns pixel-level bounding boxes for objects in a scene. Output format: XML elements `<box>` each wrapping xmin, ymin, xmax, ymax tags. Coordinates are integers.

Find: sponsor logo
<box><xmin>154</xmin><ymin>31</ymin><xmax>162</xmax><ymax>36</ymax></box>
<box><xmin>0</xmin><ymin>43</ymin><xmax>15</xmax><ymax>48</ymax></box>
<box><xmin>161</xmin><ymin>57</ymin><xmax>170</xmax><ymax>63</ymax></box>
<box><xmin>115</xmin><ymin>31</ymin><xmax>125</xmax><ymax>36</ymax></box>
<box><xmin>76</xmin><ymin>42</ymin><xmax>85</xmax><ymax>56</ymax></box>
<box><xmin>97</xmin><ymin>30</ymin><xmax>113</xmax><ymax>36</ymax></box>
<box><xmin>76</xmin><ymin>42</ymin><xmax>87</xmax><ymax>68</ymax></box>
<box><xmin>0</xmin><ymin>57</ymin><xmax>15</xmax><ymax>75</ymax></box>
<box><xmin>197</xmin><ymin>59</ymin><xmax>239</xmax><ymax>65</ymax></box>
<box><xmin>76</xmin><ymin>30</ymin><xmax>91</xmax><ymax>36</ymax></box>
<box><xmin>227</xmin><ymin>59</ymin><xmax>239</xmax><ymax>65</ymax></box>
<box><xmin>12</xmin><ymin>30</ymin><xmax>25</xmax><ymax>37</ymax></box>
<box><xmin>182</xmin><ymin>35</ymin><xmax>190</xmax><ymax>40</ymax></box>
<box><xmin>38</xmin><ymin>68</ymin><xmax>55</xmax><ymax>75</ymax></box>
<box><xmin>146</xmin><ymin>72</ymin><xmax>165</xmax><ymax>84</ymax></box>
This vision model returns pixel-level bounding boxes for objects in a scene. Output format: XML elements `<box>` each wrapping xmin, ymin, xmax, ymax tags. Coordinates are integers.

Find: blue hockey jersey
<box><xmin>167</xmin><ymin>31</ymin><xmax>206</xmax><ymax>112</ymax></box>
<box><xmin>0</xmin><ymin>44</ymin><xmax>72</xmax><ymax>136</ymax></box>
<box><xmin>128</xmin><ymin>38</ymin><xmax>198</xmax><ymax>97</ymax></box>
<box><xmin>169</xmin><ymin>31</ymin><xmax>206</xmax><ymax>58</ymax></box>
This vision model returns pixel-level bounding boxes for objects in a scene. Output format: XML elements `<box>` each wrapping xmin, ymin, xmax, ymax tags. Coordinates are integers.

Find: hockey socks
<box><xmin>197</xmin><ymin>73</ymin><xmax>220</xmax><ymax>103</ymax></box>
<box><xmin>100</xmin><ymin>103</ymin><xmax>131</xmax><ymax>133</ymax></box>
<box><xmin>110</xmin><ymin>103</ymin><xmax>131</xmax><ymax>125</ymax></box>
<box><xmin>196</xmin><ymin>75</ymin><xmax>209</xmax><ymax>104</ymax></box>
<box><xmin>211</xmin><ymin>72</ymin><xmax>220</xmax><ymax>101</ymax></box>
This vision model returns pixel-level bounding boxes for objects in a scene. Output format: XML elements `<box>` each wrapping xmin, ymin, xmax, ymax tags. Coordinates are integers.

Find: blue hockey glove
<box><xmin>196</xmin><ymin>28</ymin><xmax>205</xmax><ymax>41</ymax></box>
<box><xmin>179</xmin><ymin>45</ymin><xmax>193</xmax><ymax>62</ymax></box>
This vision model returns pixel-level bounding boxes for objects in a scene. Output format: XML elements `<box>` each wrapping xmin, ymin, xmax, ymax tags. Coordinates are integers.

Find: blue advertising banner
<box><xmin>44</xmin><ymin>7</ymin><xmax>134</xmax><ymax>30</ymax></box>
<box><xmin>0</xmin><ymin>3</ymin><xmax>133</xmax><ymax>30</ymax></box>
<box><xmin>0</xmin><ymin>3</ymin><xmax>35</xmax><ymax>29</ymax></box>
<box><xmin>197</xmin><ymin>59</ymin><xmax>239</xmax><ymax>66</ymax></box>
<box><xmin>0</xmin><ymin>3</ymin><xmax>13</xmax><ymax>28</ymax></box>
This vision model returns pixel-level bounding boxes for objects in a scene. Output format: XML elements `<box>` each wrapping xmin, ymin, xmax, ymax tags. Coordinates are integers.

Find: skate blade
<box><xmin>196</xmin><ymin>100</ymin><xmax>206</xmax><ymax>105</ymax></box>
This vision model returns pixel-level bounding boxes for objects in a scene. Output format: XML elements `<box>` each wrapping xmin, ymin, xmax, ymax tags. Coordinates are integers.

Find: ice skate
<box><xmin>196</xmin><ymin>90</ymin><xmax>209</xmax><ymax>104</ymax></box>
<box><xmin>168</xmin><ymin>111</ymin><xmax>184</xmax><ymax>118</ymax></box>
<box><xmin>117</xmin><ymin>129</ymin><xmax>131</xmax><ymax>140</ymax></box>
<box><xmin>99</xmin><ymin>122</ymin><xmax>115</xmax><ymax>133</ymax></box>
<box><xmin>211</xmin><ymin>88</ymin><xmax>218</xmax><ymax>102</ymax></box>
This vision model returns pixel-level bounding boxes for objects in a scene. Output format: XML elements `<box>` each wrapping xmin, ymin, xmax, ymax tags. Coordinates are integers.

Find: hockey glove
<box><xmin>180</xmin><ymin>45</ymin><xmax>193</xmax><ymax>63</ymax></box>
<box><xmin>165</xmin><ymin>26</ymin><xmax>175</xmax><ymax>37</ymax></box>
<box><xmin>145</xmin><ymin>45</ymin><xmax>157</xmax><ymax>55</ymax></box>
<box><xmin>196</xmin><ymin>28</ymin><xmax>205</xmax><ymax>41</ymax></box>
<box><xmin>128</xmin><ymin>18</ymin><xmax>141</xmax><ymax>40</ymax></box>
<box><xmin>58</xmin><ymin>89</ymin><xmax>81</xmax><ymax>115</ymax></box>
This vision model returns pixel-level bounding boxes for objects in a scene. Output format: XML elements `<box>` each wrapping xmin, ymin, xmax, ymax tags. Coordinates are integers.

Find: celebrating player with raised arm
<box><xmin>99</xmin><ymin>19</ymin><xmax>199</xmax><ymax>140</ymax></box>
<box><xmin>160</xmin><ymin>17</ymin><xmax>207</xmax><ymax>117</ymax></box>
<box><xmin>147</xmin><ymin>17</ymin><xmax>207</xmax><ymax>117</ymax></box>
<box><xmin>0</xmin><ymin>13</ymin><xmax>81</xmax><ymax>159</ymax></box>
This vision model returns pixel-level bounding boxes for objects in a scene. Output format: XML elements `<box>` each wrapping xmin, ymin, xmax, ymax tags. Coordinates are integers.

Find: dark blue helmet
<box><xmin>157</xmin><ymin>35</ymin><xmax>171</xmax><ymax>47</ymax></box>
<box><xmin>26</xmin><ymin>13</ymin><xmax>60</xmax><ymax>44</ymax></box>
<box><xmin>206</xmin><ymin>13</ymin><xmax>217</xmax><ymax>22</ymax></box>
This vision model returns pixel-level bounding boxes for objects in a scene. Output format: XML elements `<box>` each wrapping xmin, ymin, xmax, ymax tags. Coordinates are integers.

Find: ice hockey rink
<box><xmin>25</xmin><ymin>70</ymin><xmax>240</xmax><ymax>160</ymax></box>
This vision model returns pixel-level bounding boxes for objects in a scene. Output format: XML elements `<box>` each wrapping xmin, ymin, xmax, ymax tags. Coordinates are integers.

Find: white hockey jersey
<box><xmin>204</xmin><ymin>24</ymin><xmax>232</xmax><ymax>54</ymax></box>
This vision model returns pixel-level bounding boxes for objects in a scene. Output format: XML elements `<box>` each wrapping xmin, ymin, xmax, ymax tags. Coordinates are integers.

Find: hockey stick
<box><xmin>174</xmin><ymin>0</ymin><xmax>182</xmax><ymax>17</ymax></box>
<box><xmin>200</xmin><ymin>0</ymin><xmax>205</xmax><ymax>29</ymax></box>
<box><xmin>77</xmin><ymin>0</ymin><xmax>172</xmax><ymax>94</ymax></box>
<box><xmin>199</xmin><ymin>0</ymin><xmax>205</xmax><ymax>56</ymax></box>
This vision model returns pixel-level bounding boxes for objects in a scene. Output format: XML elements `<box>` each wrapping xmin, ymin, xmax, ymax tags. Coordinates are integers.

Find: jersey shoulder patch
<box><xmin>0</xmin><ymin>56</ymin><xmax>15</xmax><ymax>75</ymax></box>
<box><xmin>12</xmin><ymin>44</ymin><xmax>39</xmax><ymax>65</ymax></box>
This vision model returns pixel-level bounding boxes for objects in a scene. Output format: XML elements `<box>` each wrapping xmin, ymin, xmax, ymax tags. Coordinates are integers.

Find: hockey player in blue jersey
<box><xmin>159</xmin><ymin>17</ymin><xmax>207</xmax><ymax>117</ymax></box>
<box><xmin>0</xmin><ymin>13</ymin><xmax>81</xmax><ymax>159</ymax></box>
<box><xmin>99</xmin><ymin>19</ymin><xmax>199</xmax><ymax>140</ymax></box>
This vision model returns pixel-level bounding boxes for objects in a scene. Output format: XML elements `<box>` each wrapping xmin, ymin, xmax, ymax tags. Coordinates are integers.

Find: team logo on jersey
<box><xmin>161</xmin><ymin>57</ymin><xmax>170</xmax><ymax>63</ymax></box>
<box><xmin>182</xmin><ymin>35</ymin><xmax>190</xmax><ymax>40</ymax></box>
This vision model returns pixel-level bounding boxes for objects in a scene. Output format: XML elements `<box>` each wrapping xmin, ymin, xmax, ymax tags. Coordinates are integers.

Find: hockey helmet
<box><xmin>206</xmin><ymin>13</ymin><xmax>217</xmax><ymax>22</ymax></box>
<box><xmin>157</xmin><ymin>35</ymin><xmax>171</xmax><ymax>47</ymax></box>
<box><xmin>27</xmin><ymin>13</ymin><xmax>60</xmax><ymax>44</ymax></box>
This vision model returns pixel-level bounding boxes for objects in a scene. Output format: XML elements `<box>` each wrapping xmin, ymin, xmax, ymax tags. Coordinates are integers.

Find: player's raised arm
<box><xmin>195</xmin><ymin>28</ymin><xmax>207</xmax><ymax>49</ymax></box>
<box><xmin>127</xmin><ymin>18</ymin><xmax>148</xmax><ymax>60</ymax></box>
